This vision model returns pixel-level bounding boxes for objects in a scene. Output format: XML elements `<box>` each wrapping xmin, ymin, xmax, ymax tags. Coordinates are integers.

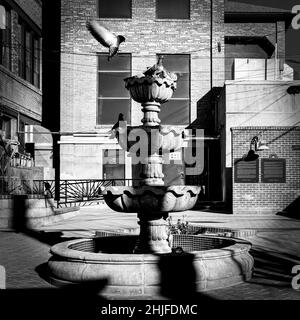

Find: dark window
<box><xmin>18</xmin><ymin>20</ymin><xmax>41</xmax><ymax>88</ymax></box>
<box><xmin>0</xmin><ymin>115</ymin><xmax>17</xmax><ymax>140</ymax></box>
<box><xmin>157</xmin><ymin>0</ymin><xmax>190</xmax><ymax>19</ymax></box>
<box><xmin>0</xmin><ymin>5</ymin><xmax>11</xmax><ymax>69</ymax></box>
<box><xmin>33</xmin><ymin>37</ymin><xmax>40</xmax><ymax>87</ymax></box>
<box><xmin>99</xmin><ymin>0</ymin><xmax>131</xmax><ymax>18</ymax></box>
<box><xmin>25</xmin><ymin>30</ymin><xmax>32</xmax><ymax>82</ymax></box>
<box><xmin>158</xmin><ymin>54</ymin><xmax>190</xmax><ymax>125</ymax></box>
<box><xmin>97</xmin><ymin>53</ymin><xmax>131</xmax><ymax>125</ymax></box>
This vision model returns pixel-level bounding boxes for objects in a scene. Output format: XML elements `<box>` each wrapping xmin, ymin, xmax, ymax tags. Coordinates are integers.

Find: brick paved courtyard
<box><xmin>0</xmin><ymin>206</ymin><xmax>300</xmax><ymax>300</ymax></box>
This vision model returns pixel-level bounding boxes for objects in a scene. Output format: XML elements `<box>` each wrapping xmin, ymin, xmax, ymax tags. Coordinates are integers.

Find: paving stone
<box><xmin>0</xmin><ymin>206</ymin><xmax>300</xmax><ymax>299</ymax></box>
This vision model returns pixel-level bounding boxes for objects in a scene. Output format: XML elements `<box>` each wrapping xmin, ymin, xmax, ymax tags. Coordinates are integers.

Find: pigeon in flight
<box><xmin>86</xmin><ymin>20</ymin><xmax>125</xmax><ymax>61</ymax></box>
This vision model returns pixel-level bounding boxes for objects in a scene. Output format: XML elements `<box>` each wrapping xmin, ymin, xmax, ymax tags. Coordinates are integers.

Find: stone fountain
<box><xmin>47</xmin><ymin>57</ymin><xmax>254</xmax><ymax>297</ymax></box>
<box><xmin>102</xmin><ymin>56</ymin><xmax>200</xmax><ymax>254</ymax></box>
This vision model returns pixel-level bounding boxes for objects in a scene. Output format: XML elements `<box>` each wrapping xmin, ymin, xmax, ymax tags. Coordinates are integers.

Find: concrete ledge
<box><xmin>27</xmin><ymin>207</ymin><xmax>80</xmax><ymax>229</ymax></box>
<box><xmin>0</xmin><ymin>198</ymin><xmax>80</xmax><ymax>230</ymax></box>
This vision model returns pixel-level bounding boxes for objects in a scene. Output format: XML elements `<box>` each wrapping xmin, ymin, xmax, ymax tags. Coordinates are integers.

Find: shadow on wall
<box><xmin>11</xmin><ymin>195</ymin><xmax>28</xmax><ymax>233</ymax></box>
<box><xmin>188</xmin><ymin>87</ymin><xmax>223</xmax><ymax>134</ymax></box>
<box><xmin>277</xmin><ymin>196</ymin><xmax>300</xmax><ymax>220</ymax></box>
<box><xmin>158</xmin><ymin>250</ymin><xmax>197</xmax><ymax>298</ymax></box>
<box><xmin>158</xmin><ymin>250</ymin><xmax>216</xmax><ymax>301</ymax></box>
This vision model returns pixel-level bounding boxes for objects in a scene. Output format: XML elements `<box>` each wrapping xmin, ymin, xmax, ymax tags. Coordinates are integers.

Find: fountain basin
<box><xmin>102</xmin><ymin>185</ymin><xmax>200</xmax><ymax>213</ymax></box>
<box><xmin>47</xmin><ymin>235</ymin><xmax>254</xmax><ymax>297</ymax></box>
<box><xmin>124</xmin><ymin>76</ymin><xmax>176</xmax><ymax>104</ymax></box>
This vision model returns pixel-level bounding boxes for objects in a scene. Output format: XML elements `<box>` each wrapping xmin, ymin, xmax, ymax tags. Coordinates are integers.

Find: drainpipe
<box><xmin>275</xmin><ymin>22</ymin><xmax>278</xmax><ymax>79</ymax></box>
<box><xmin>210</xmin><ymin>0</ymin><xmax>213</xmax><ymax>90</ymax></box>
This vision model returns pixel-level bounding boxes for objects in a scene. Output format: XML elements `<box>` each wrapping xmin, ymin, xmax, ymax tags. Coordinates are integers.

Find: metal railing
<box><xmin>0</xmin><ymin>178</ymin><xmax>142</xmax><ymax>207</ymax></box>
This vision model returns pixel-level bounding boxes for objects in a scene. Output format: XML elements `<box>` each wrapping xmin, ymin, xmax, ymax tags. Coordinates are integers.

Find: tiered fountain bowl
<box><xmin>47</xmin><ymin>57</ymin><xmax>254</xmax><ymax>297</ymax></box>
<box><xmin>101</xmin><ymin>62</ymin><xmax>203</xmax><ymax>254</ymax></box>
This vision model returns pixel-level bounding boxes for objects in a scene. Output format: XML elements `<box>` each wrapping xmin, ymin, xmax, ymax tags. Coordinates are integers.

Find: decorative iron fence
<box><xmin>0</xmin><ymin>178</ymin><xmax>142</xmax><ymax>207</ymax></box>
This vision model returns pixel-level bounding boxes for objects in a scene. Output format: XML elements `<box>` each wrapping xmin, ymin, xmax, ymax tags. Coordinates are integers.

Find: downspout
<box><xmin>275</xmin><ymin>22</ymin><xmax>278</xmax><ymax>79</ymax></box>
<box><xmin>210</xmin><ymin>0</ymin><xmax>213</xmax><ymax>90</ymax></box>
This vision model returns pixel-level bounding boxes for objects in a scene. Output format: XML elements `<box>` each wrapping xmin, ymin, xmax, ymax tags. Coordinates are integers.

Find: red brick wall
<box><xmin>232</xmin><ymin>127</ymin><xmax>300</xmax><ymax>214</ymax></box>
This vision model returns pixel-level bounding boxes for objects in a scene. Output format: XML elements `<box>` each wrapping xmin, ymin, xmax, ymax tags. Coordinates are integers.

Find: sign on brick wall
<box><xmin>234</xmin><ymin>159</ymin><xmax>259</xmax><ymax>183</ymax></box>
<box><xmin>261</xmin><ymin>159</ymin><xmax>286</xmax><ymax>183</ymax></box>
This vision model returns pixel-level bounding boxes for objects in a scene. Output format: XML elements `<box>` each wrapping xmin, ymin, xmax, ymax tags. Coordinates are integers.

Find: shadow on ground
<box><xmin>249</xmin><ymin>246</ymin><xmax>300</xmax><ymax>287</ymax></box>
<box><xmin>0</xmin><ymin>284</ymin><xmax>108</xmax><ymax>319</ymax></box>
<box><xmin>192</xmin><ymin>204</ymin><xmax>232</xmax><ymax>214</ymax></box>
<box><xmin>277</xmin><ymin>196</ymin><xmax>300</xmax><ymax>220</ymax></box>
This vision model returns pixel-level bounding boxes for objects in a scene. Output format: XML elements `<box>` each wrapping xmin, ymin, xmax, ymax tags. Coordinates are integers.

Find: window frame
<box><xmin>0</xmin><ymin>114</ymin><xmax>17</xmax><ymax>140</ymax></box>
<box><xmin>97</xmin><ymin>53</ymin><xmax>132</xmax><ymax>126</ymax></box>
<box><xmin>156</xmin><ymin>0</ymin><xmax>190</xmax><ymax>20</ymax></box>
<box><xmin>98</xmin><ymin>0</ymin><xmax>132</xmax><ymax>19</ymax></box>
<box><xmin>157</xmin><ymin>53</ymin><xmax>191</xmax><ymax>125</ymax></box>
<box><xmin>0</xmin><ymin>4</ymin><xmax>11</xmax><ymax>70</ymax></box>
<box><xmin>18</xmin><ymin>18</ymin><xmax>41</xmax><ymax>88</ymax></box>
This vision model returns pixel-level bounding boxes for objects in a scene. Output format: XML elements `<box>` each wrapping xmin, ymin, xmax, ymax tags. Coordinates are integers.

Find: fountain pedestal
<box><xmin>140</xmin><ymin>155</ymin><xmax>164</xmax><ymax>186</ymax></box>
<box><xmin>134</xmin><ymin>212</ymin><xmax>170</xmax><ymax>253</ymax></box>
<box><xmin>141</xmin><ymin>102</ymin><xmax>161</xmax><ymax>126</ymax></box>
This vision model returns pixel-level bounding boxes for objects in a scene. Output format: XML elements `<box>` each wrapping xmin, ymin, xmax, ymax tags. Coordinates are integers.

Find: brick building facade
<box><xmin>0</xmin><ymin>0</ymin><xmax>51</xmax><ymax>186</ymax></box>
<box><xmin>56</xmin><ymin>0</ymin><xmax>226</xmax><ymax>198</ymax></box>
<box><xmin>0</xmin><ymin>0</ymin><xmax>42</xmax><ymax>134</ymax></box>
<box><xmin>47</xmin><ymin>0</ymin><xmax>299</xmax><ymax>214</ymax></box>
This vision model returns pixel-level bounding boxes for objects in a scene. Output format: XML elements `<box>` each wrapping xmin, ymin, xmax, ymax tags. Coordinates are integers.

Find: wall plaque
<box><xmin>261</xmin><ymin>159</ymin><xmax>286</xmax><ymax>183</ymax></box>
<box><xmin>234</xmin><ymin>158</ymin><xmax>259</xmax><ymax>183</ymax></box>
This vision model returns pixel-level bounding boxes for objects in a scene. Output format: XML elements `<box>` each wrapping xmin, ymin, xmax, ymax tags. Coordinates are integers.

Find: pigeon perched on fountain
<box><xmin>144</xmin><ymin>55</ymin><xmax>165</xmax><ymax>77</ymax></box>
<box><xmin>86</xmin><ymin>20</ymin><xmax>125</xmax><ymax>61</ymax></box>
<box><xmin>143</xmin><ymin>55</ymin><xmax>177</xmax><ymax>82</ymax></box>
<box><xmin>109</xmin><ymin>113</ymin><xmax>125</xmax><ymax>139</ymax></box>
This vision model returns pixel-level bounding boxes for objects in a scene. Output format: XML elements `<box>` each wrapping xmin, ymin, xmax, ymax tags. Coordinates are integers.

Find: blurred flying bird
<box><xmin>86</xmin><ymin>20</ymin><xmax>125</xmax><ymax>61</ymax></box>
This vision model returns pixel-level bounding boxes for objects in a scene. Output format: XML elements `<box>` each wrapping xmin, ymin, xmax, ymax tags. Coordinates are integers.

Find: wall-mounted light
<box><xmin>256</xmin><ymin>139</ymin><xmax>269</xmax><ymax>151</ymax></box>
<box><xmin>250</xmin><ymin>135</ymin><xmax>269</xmax><ymax>152</ymax></box>
<box><xmin>243</xmin><ymin>134</ymin><xmax>269</xmax><ymax>161</ymax></box>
